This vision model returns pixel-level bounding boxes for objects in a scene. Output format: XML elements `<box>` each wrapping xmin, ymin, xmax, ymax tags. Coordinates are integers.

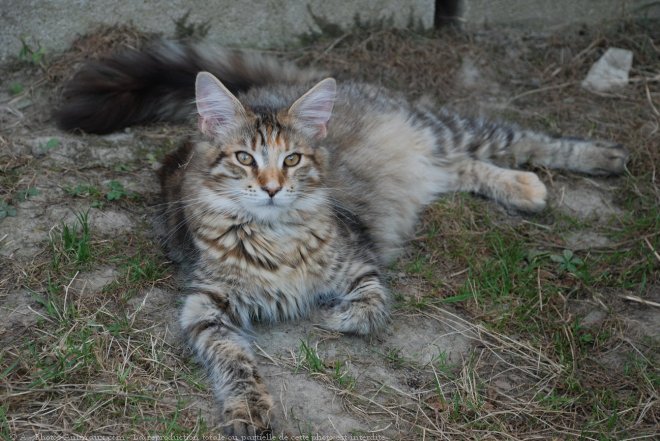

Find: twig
<box><xmin>521</xmin><ymin>219</ymin><xmax>552</xmax><ymax>230</ymax></box>
<box><xmin>312</xmin><ymin>33</ymin><xmax>352</xmax><ymax>63</ymax></box>
<box><xmin>645</xmin><ymin>83</ymin><xmax>660</xmax><ymax>117</ymax></box>
<box><xmin>537</xmin><ymin>267</ymin><xmax>543</xmax><ymax>312</ymax></box>
<box><xmin>629</xmin><ymin>73</ymin><xmax>660</xmax><ymax>84</ymax></box>
<box><xmin>506</xmin><ymin>82</ymin><xmax>574</xmax><ymax>105</ymax></box>
<box><xmin>62</xmin><ymin>271</ymin><xmax>79</xmax><ymax>317</ymax></box>
<box><xmin>570</xmin><ymin>38</ymin><xmax>605</xmax><ymax>65</ymax></box>
<box><xmin>620</xmin><ymin>295</ymin><xmax>660</xmax><ymax>308</ymax></box>
<box><xmin>643</xmin><ymin>237</ymin><xmax>660</xmax><ymax>263</ymax></box>
<box><xmin>253</xmin><ymin>342</ymin><xmax>281</xmax><ymax>367</ymax></box>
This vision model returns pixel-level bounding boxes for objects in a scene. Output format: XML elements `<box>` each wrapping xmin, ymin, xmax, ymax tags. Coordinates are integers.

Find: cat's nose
<box><xmin>261</xmin><ymin>185</ymin><xmax>282</xmax><ymax>198</ymax></box>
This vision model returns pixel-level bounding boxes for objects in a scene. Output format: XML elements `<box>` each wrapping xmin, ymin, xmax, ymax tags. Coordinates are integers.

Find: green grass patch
<box><xmin>0</xmin><ymin>404</ymin><xmax>9</xmax><ymax>441</ymax></box>
<box><xmin>297</xmin><ymin>339</ymin><xmax>324</xmax><ymax>374</ymax></box>
<box><xmin>15</xmin><ymin>186</ymin><xmax>39</xmax><ymax>201</ymax></box>
<box><xmin>18</xmin><ymin>36</ymin><xmax>46</xmax><ymax>65</ymax></box>
<box><xmin>106</xmin><ymin>180</ymin><xmax>129</xmax><ymax>200</ymax></box>
<box><xmin>8</xmin><ymin>82</ymin><xmax>24</xmax><ymax>95</ymax></box>
<box><xmin>29</xmin><ymin>325</ymin><xmax>98</xmax><ymax>388</ymax></box>
<box><xmin>332</xmin><ymin>360</ymin><xmax>356</xmax><ymax>389</ymax></box>
<box><xmin>0</xmin><ymin>200</ymin><xmax>17</xmax><ymax>219</ymax></box>
<box><xmin>150</xmin><ymin>402</ymin><xmax>208</xmax><ymax>438</ymax></box>
<box><xmin>50</xmin><ymin>210</ymin><xmax>93</xmax><ymax>271</ymax></box>
<box><xmin>65</xmin><ymin>183</ymin><xmax>102</xmax><ymax>198</ymax></box>
<box><xmin>124</xmin><ymin>253</ymin><xmax>167</xmax><ymax>284</ymax></box>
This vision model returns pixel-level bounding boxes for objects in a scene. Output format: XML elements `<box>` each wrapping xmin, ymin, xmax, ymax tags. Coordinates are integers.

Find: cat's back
<box><xmin>323</xmin><ymin>83</ymin><xmax>443</xmax><ymax>261</ymax></box>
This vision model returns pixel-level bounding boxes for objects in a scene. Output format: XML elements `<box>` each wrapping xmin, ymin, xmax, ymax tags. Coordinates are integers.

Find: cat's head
<box><xmin>192</xmin><ymin>72</ymin><xmax>336</xmax><ymax>223</ymax></box>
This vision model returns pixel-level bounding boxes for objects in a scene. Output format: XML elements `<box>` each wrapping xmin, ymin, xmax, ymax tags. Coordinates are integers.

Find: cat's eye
<box><xmin>283</xmin><ymin>153</ymin><xmax>301</xmax><ymax>167</ymax></box>
<box><xmin>236</xmin><ymin>151</ymin><xmax>255</xmax><ymax>166</ymax></box>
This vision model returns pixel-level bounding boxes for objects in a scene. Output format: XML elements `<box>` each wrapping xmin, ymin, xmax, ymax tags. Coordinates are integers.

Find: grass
<box><xmin>18</xmin><ymin>36</ymin><xmax>46</xmax><ymax>66</ymax></box>
<box><xmin>105</xmin><ymin>180</ymin><xmax>131</xmax><ymax>201</ymax></box>
<box><xmin>391</xmin><ymin>192</ymin><xmax>658</xmax><ymax>437</ymax></box>
<box><xmin>8</xmin><ymin>82</ymin><xmax>24</xmax><ymax>96</ymax></box>
<box><xmin>49</xmin><ymin>210</ymin><xmax>92</xmax><ymax>274</ymax></box>
<box><xmin>1</xmin><ymin>199</ymin><xmax>179</xmax><ymax>436</ymax></box>
<box><xmin>124</xmin><ymin>252</ymin><xmax>167</xmax><ymax>285</ymax></box>
<box><xmin>298</xmin><ymin>339</ymin><xmax>324</xmax><ymax>374</ymax></box>
<box><xmin>0</xmin><ymin>200</ymin><xmax>17</xmax><ymax>219</ymax></box>
<box><xmin>15</xmin><ymin>187</ymin><xmax>39</xmax><ymax>202</ymax></box>
<box><xmin>0</xmin><ymin>406</ymin><xmax>9</xmax><ymax>441</ymax></box>
<box><xmin>383</xmin><ymin>347</ymin><xmax>406</xmax><ymax>368</ymax></box>
<box><xmin>332</xmin><ymin>361</ymin><xmax>356</xmax><ymax>390</ymax></box>
<box><xmin>65</xmin><ymin>183</ymin><xmax>101</xmax><ymax>198</ymax></box>
<box><xmin>2</xmin><ymin>273</ymin><xmax>198</xmax><ymax>436</ymax></box>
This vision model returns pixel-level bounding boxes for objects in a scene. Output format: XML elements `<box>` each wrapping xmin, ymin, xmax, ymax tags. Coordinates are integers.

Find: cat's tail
<box><xmin>56</xmin><ymin>41</ymin><xmax>325</xmax><ymax>134</ymax></box>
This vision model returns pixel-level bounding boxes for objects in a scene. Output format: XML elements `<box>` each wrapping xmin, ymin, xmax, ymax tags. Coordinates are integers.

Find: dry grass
<box><xmin>1</xmin><ymin>18</ymin><xmax>658</xmax><ymax>440</ymax></box>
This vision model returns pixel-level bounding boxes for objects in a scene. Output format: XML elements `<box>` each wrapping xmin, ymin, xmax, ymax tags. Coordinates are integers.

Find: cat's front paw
<box><xmin>221</xmin><ymin>382</ymin><xmax>274</xmax><ymax>437</ymax></box>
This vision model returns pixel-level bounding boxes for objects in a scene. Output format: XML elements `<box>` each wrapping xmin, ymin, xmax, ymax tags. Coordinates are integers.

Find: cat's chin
<box><xmin>244</xmin><ymin>203</ymin><xmax>289</xmax><ymax>223</ymax></box>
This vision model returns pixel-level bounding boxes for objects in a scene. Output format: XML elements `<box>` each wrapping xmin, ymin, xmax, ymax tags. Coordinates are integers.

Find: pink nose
<box><xmin>261</xmin><ymin>186</ymin><xmax>282</xmax><ymax>198</ymax></box>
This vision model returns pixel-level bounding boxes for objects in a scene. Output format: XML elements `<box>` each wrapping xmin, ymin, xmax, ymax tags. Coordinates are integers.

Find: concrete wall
<box><xmin>461</xmin><ymin>0</ymin><xmax>660</xmax><ymax>28</ymax></box>
<box><xmin>1</xmin><ymin>1</ymin><xmax>658</xmax><ymax>61</ymax></box>
<box><xmin>0</xmin><ymin>0</ymin><xmax>434</xmax><ymax>61</ymax></box>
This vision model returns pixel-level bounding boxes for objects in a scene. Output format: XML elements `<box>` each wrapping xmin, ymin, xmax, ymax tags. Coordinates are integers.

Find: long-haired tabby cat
<box><xmin>57</xmin><ymin>41</ymin><xmax>628</xmax><ymax>435</ymax></box>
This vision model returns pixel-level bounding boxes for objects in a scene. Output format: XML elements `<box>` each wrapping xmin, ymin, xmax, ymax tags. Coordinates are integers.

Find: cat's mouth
<box><xmin>260</xmin><ymin>199</ymin><xmax>280</xmax><ymax>208</ymax></box>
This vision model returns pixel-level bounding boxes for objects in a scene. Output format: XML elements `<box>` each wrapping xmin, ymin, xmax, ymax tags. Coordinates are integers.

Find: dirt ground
<box><xmin>0</xmin><ymin>18</ymin><xmax>658</xmax><ymax>440</ymax></box>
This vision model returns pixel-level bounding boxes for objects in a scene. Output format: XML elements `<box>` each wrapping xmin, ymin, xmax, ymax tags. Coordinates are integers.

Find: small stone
<box><xmin>458</xmin><ymin>57</ymin><xmax>482</xmax><ymax>89</ymax></box>
<box><xmin>101</xmin><ymin>132</ymin><xmax>134</xmax><ymax>142</ymax></box>
<box><xmin>581</xmin><ymin>310</ymin><xmax>607</xmax><ymax>328</ymax></box>
<box><xmin>581</xmin><ymin>48</ymin><xmax>633</xmax><ymax>92</ymax></box>
<box><xmin>564</xmin><ymin>231</ymin><xmax>611</xmax><ymax>251</ymax></box>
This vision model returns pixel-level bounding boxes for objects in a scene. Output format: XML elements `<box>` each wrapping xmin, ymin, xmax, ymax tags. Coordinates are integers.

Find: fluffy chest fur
<box><xmin>187</xmin><ymin>201</ymin><xmax>340</xmax><ymax>322</ymax></box>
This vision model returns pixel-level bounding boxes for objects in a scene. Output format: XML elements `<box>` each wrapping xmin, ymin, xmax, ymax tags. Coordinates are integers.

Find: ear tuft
<box><xmin>195</xmin><ymin>72</ymin><xmax>245</xmax><ymax>137</ymax></box>
<box><xmin>288</xmin><ymin>78</ymin><xmax>336</xmax><ymax>139</ymax></box>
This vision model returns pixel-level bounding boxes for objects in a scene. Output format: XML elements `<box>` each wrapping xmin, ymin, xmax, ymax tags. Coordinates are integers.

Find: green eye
<box><xmin>284</xmin><ymin>153</ymin><xmax>301</xmax><ymax>167</ymax></box>
<box><xmin>236</xmin><ymin>151</ymin><xmax>255</xmax><ymax>166</ymax></box>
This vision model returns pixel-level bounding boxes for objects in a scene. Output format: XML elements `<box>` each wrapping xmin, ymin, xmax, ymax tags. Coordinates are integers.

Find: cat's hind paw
<box><xmin>581</xmin><ymin>141</ymin><xmax>629</xmax><ymax>176</ymax></box>
<box><xmin>502</xmin><ymin>171</ymin><xmax>548</xmax><ymax>212</ymax></box>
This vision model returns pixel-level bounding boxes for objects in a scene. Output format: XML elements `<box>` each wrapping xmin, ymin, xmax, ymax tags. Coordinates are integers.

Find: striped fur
<box><xmin>57</xmin><ymin>42</ymin><xmax>629</xmax><ymax>435</ymax></box>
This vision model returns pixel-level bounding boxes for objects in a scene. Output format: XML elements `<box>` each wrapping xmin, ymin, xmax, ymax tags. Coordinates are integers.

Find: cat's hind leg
<box><xmin>418</xmin><ymin>106</ymin><xmax>629</xmax><ymax>175</ymax></box>
<box><xmin>506</xmin><ymin>132</ymin><xmax>629</xmax><ymax>176</ymax></box>
<box><xmin>447</xmin><ymin>126</ymin><xmax>628</xmax><ymax>211</ymax></box>
<box><xmin>413</xmin><ymin>105</ymin><xmax>629</xmax><ymax>213</ymax></box>
<box><xmin>453</xmin><ymin>159</ymin><xmax>548</xmax><ymax>212</ymax></box>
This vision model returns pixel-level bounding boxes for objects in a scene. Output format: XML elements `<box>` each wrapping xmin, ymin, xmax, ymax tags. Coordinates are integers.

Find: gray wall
<box><xmin>462</xmin><ymin>0</ymin><xmax>660</xmax><ymax>28</ymax></box>
<box><xmin>1</xmin><ymin>0</ymin><xmax>658</xmax><ymax>61</ymax></box>
<box><xmin>0</xmin><ymin>0</ymin><xmax>433</xmax><ymax>61</ymax></box>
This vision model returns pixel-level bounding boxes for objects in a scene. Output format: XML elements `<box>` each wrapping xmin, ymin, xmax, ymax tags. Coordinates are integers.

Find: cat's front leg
<box><xmin>180</xmin><ymin>290</ymin><xmax>274</xmax><ymax>435</ymax></box>
<box><xmin>321</xmin><ymin>268</ymin><xmax>390</xmax><ymax>335</ymax></box>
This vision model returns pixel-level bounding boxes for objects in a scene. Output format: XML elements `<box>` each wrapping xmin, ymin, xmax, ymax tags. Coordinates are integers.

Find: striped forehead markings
<box><xmin>253</xmin><ymin>128</ymin><xmax>266</xmax><ymax>151</ymax></box>
<box><xmin>251</xmin><ymin>120</ymin><xmax>289</xmax><ymax>162</ymax></box>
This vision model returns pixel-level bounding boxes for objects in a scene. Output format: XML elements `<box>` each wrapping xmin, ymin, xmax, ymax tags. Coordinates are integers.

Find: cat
<box><xmin>56</xmin><ymin>40</ymin><xmax>629</xmax><ymax>435</ymax></box>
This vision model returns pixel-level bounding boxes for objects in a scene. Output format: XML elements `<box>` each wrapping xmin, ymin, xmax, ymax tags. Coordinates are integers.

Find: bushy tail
<box><xmin>56</xmin><ymin>40</ymin><xmax>324</xmax><ymax>134</ymax></box>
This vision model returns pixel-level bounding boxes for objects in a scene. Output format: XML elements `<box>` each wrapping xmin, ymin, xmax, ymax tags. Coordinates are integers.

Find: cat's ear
<box><xmin>288</xmin><ymin>78</ymin><xmax>336</xmax><ymax>139</ymax></box>
<box><xmin>195</xmin><ymin>72</ymin><xmax>246</xmax><ymax>138</ymax></box>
